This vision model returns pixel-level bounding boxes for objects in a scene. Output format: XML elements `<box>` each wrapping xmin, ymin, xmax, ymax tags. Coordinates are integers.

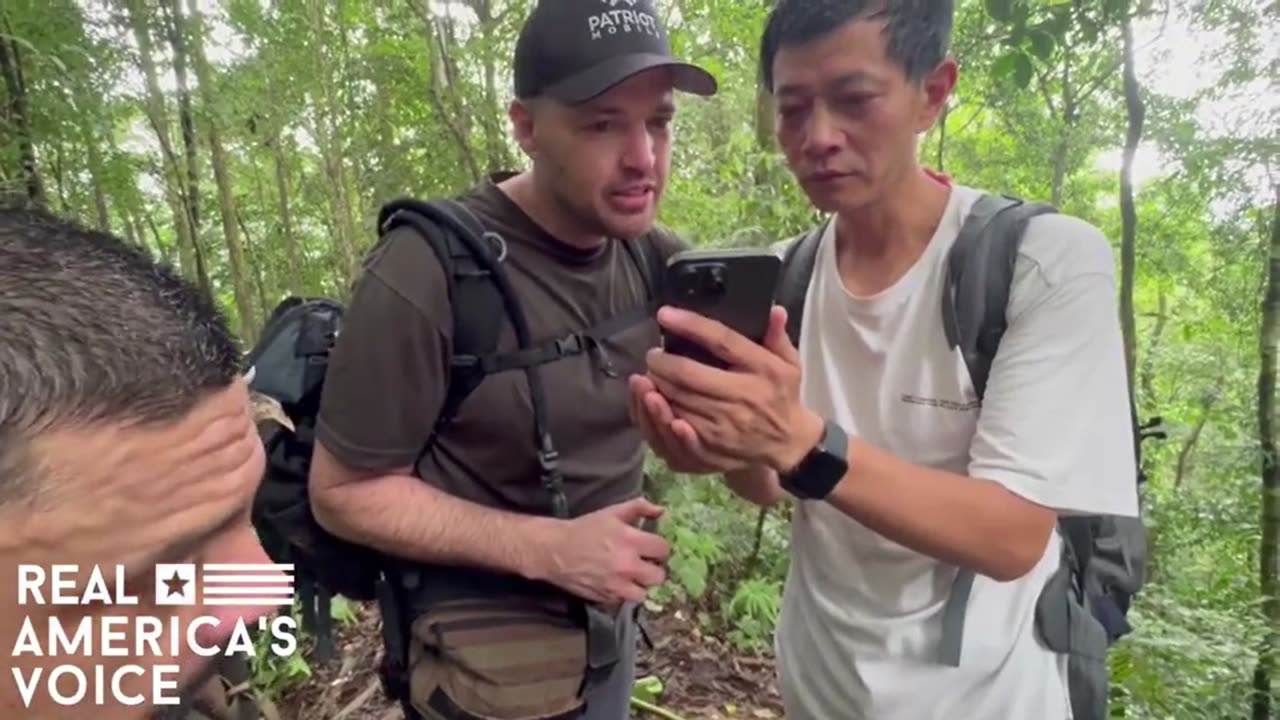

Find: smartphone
<box><xmin>660</xmin><ymin>248</ymin><xmax>782</xmax><ymax>369</ymax></box>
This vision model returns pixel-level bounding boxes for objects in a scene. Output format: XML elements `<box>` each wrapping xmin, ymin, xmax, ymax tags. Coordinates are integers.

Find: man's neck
<box><xmin>497</xmin><ymin>172</ymin><xmax>607</xmax><ymax>252</ymax></box>
<box><xmin>831</xmin><ymin>168</ymin><xmax>951</xmax><ymax>297</ymax></box>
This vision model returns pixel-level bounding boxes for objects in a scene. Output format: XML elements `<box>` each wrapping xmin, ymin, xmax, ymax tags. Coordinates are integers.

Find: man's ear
<box><xmin>914</xmin><ymin>57</ymin><xmax>958</xmax><ymax>133</ymax></box>
<box><xmin>509</xmin><ymin>99</ymin><xmax>538</xmax><ymax>157</ymax></box>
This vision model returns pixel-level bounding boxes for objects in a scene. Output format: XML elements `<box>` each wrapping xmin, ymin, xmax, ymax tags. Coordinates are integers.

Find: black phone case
<box><xmin>660</xmin><ymin>251</ymin><xmax>781</xmax><ymax>369</ymax></box>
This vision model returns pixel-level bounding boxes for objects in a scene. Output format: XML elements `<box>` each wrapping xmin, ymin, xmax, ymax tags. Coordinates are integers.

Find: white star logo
<box><xmin>154</xmin><ymin>564</ymin><xmax>196</xmax><ymax>606</ymax></box>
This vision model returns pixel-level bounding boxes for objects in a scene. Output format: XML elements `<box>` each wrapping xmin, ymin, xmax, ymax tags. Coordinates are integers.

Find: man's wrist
<box><xmin>724</xmin><ymin>464</ymin><xmax>785</xmax><ymax>507</ymax></box>
<box><xmin>775</xmin><ymin>414</ymin><xmax>850</xmax><ymax>501</ymax></box>
<box><xmin>770</xmin><ymin>409</ymin><xmax>826</xmax><ymax>475</ymax></box>
<box><xmin>513</xmin><ymin>515</ymin><xmax>564</xmax><ymax>582</ymax></box>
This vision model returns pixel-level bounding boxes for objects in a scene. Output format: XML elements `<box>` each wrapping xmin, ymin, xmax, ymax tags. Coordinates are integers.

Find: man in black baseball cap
<box><xmin>307</xmin><ymin>2</ymin><xmax>719</xmax><ymax>720</ymax></box>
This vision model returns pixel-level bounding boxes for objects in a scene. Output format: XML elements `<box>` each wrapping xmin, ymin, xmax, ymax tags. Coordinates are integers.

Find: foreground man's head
<box><xmin>0</xmin><ymin>205</ymin><xmax>276</xmax><ymax>719</ymax></box>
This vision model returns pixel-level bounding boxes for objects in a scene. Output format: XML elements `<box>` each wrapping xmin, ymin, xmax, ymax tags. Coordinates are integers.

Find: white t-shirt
<box><xmin>773</xmin><ymin>183</ymin><xmax>1140</xmax><ymax>720</ymax></box>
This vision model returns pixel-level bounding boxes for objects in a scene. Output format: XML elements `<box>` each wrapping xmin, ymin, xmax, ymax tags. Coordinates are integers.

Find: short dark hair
<box><xmin>0</xmin><ymin>205</ymin><xmax>241</xmax><ymax>503</ymax></box>
<box><xmin>759</xmin><ymin>0</ymin><xmax>955</xmax><ymax>91</ymax></box>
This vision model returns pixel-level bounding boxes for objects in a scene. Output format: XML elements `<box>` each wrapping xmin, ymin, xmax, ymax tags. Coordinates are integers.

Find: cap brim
<box><xmin>540</xmin><ymin>52</ymin><xmax>718</xmax><ymax>104</ymax></box>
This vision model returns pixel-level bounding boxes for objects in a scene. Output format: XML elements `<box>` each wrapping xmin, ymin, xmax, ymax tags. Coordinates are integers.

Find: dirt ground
<box><xmin>274</xmin><ymin>600</ymin><xmax>786</xmax><ymax>720</ymax></box>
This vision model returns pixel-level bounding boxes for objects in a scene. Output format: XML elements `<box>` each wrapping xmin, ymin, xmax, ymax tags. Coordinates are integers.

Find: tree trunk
<box><xmin>164</xmin><ymin>0</ymin><xmax>201</xmax><ymax>237</ymax></box>
<box><xmin>82</xmin><ymin>120</ymin><xmax>111</xmax><ymax>232</ymax></box>
<box><xmin>1174</xmin><ymin>390</ymin><xmax>1216</xmax><ymax>489</ymax></box>
<box><xmin>1050</xmin><ymin>62</ymin><xmax>1074</xmax><ymax>207</ymax></box>
<box><xmin>272</xmin><ymin>135</ymin><xmax>304</xmax><ymax>294</ymax></box>
<box><xmin>51</xmin><ymin>140</ymin><xmax>66</xmax><ymax>210</ymax></box>
<box><xmin>752</xmin><ymin>0</ymin><xmax>779</xmax><ymax>189</ymax></box>
<box><xmin>1045</xmin><ymin>14</ymin><xmax>1076</xmax><ymax>208</ymax></box>
<box><xmin>144</xmin><ymin>211</ymin><xmax>175</xmax><ymax>266</ymax></box>
<box><xmin>123</xmin><ymin>208</ymin><xmax>139</xmax><ymax>248</ymax></box>
<box><xmin>1140</xmin><ymin>291</ymin><xmax>1168</xmax><ymax>403</ymax></box>
<box><xmin>471</xmin><ymin>0</ymin><xmax>510</xmax><ymax>174</ymax></box>
<box><xmin>1253</xmin><ymin>184</ymin><xmax>1280</xmax><ymax>720</ymax></box>
<box><xmin>261</xmin><ymin>69</ymin><xmax>304</xmax><ymax>295</ymax></box>
<box><xmin>413</xmin><ymin>0</ymin><xmax>481</xmax><ymax>184</ymax></box>
<box><xmin>237</xmin><ymin>208</ymin><xmax>270</xmax><ymax>318</ymax></box>
<box><xmin>306</xmin><ymin>0</ymin><xmax>359</xmax><ymax>288</ymax></box>
<box><xmin>186</xmin><ymin>0</ymin><xmax>257</xmax><ymax>341</ymax></box>
<box><xmin>124</xmin><ymin>0</ymin><xmax>205</xmax><ymax>292</ymax></box>
<box><xmin>1118</xmin><ymin>14</ymin><xmax>1144</xmax><ymax>390</ymax></box>
<box><xmin>0</xmin><ymin>19</ymin><xmax>45</xmax><ymax>206</ymax></box>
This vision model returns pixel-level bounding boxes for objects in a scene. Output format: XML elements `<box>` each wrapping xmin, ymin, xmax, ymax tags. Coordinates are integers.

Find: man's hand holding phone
<box><xmin>628</xmin><ymin>372</ymin><xmax>740</xmax><ymax>474</ymax></box>
<box><xmin>631</xmin><ymin>303</ymin><xmax>824</xmax><ymax>477</ymax></box>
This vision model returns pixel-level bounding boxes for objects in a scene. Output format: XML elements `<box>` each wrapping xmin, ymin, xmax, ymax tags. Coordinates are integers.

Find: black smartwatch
<box><xmin>779</xmin><ymin>419</ymin><xmax>849</xmax><ymax>500</ymax></box>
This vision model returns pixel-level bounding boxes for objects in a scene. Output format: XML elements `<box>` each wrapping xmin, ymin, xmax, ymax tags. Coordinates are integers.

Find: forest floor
<box><xmin>274</xmin><ymin>600</ymin><xmax>786</xmax><ymax>720</ymax></box>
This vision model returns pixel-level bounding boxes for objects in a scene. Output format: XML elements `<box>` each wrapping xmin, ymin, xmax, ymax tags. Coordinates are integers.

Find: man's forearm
<box><xmin>724</xmin><ymin>463</ymin><xmax>785</xmax><ymax>507</ymax></box>
<box><xmin>822</xmin><ymin>435</ymin><xmax>1056</xmax><ymax>582</ymax></box>
<box><xmin>312</xmin><ymin>470</ymin><xmax>556</xmax><ymax>581</ymax></box>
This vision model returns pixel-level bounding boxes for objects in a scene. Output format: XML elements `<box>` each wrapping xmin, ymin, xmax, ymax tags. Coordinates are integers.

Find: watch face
<box><xmin>786</xmin><ymin>421</ymin><xmax>848</xmax><ymax>499</ymax></box>
<box><xmin>798</xmin><ymin>420</ymin><xmax>849</xmax><ymax>499</ymax></box>
<box><xmin>811</xmin><ymin>449</ymin><xmax>847</xmax><ymax>482</ymax></box>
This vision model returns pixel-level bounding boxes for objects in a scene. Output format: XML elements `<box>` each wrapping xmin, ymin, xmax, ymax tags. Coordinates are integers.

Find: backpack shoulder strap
<box><xmin>935</xmin><ymin>192</ymin><xmax>1057</xmax><ymax>668</ymax></box>
<box><xmin>377</xmin><ymin>197</ymin><xmax>509</xmax><ymax>431</ymax></box>
<box><xmin>941</xmin><ymin>193</ymin><xmax>1058</xmax><ymax>400</ymax></box>
<box><xmin>377</xmin><ymin>197</ymin><xmax>570</xmax><ymax>518</ymax></box>
<box><xmin>775</xmin><ymin>218</ymin><xmax>831</xmax><ymax>348</ymax></box>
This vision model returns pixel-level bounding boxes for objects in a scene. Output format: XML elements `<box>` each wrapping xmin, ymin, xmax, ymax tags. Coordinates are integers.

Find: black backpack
<box><xmin>774</xmin><ymin>193</ymin><xmax>1165</xmax><ymax>720</ymax></box>
<box><xmin>246</xmin><ymin>293</ymin><xmax>375</xmax><ymax>663</ymax></box>
<box><xmin>245</xmin><ymin>198</ymin><xmax>666</xmax><ymax>665</ymax></box>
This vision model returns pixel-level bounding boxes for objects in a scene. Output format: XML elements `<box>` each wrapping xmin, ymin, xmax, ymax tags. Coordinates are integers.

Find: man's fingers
<box><xmin>657</xmin><ymin>306</ymin><xmax>766</xmax><ymax>371</ymax></box>
<box><xmin>646</xmin><ymin>349</ymin><xmax>744</xmax><ymax>404</ymax></box>
<box><xmin>648</xmin><ymin>373</ymin><xmax>723</xmax><ymax>424</ymax></box>
<box><xmin>643</xmin><ymin>389</ymin><xmax>675</xmax><ymax>426</ymax></box>
<box><xmin>614</xmin><ymin>496</ymin><xmax>665</xmax><ymax>523</ymax></box>
<box><xmin>669</xmin><ymin>417</ymin><xmax>742</xmax><ymax>470</ymax></box>
<box><xmin>630</xmin><ymin>380</ymin><xmax>659</xmax><ymax>437</ymax></box>
<box><xmin>627</xmin><ymin>376</ymin><xmax>646</xmax><ymax>429</ymax></box>
<box><xmin>643</xmin><ymin>393</ymin><xmax>715</xmax><ymax>472</ymax></box>
<box><xmin>628</xmin><ymin>557</ymin><xmax>667</xmax><ymax>589</ymax></box>
<box><xmin>629</xmin><ymin>373</ymin><xmax>657</xmax><ymax>395</ymax></box>
<box><xmin>616</xmin><ymin>581</ymin><xmax>650</xmax><ymax>604</ymax></box>
<box><xmin>670</xmin><ymin>418</ymin><xmax>708</xmax><ymax>454</ymax></box>
<box><xmin>645</xmin><ymin>393</ymin><xmax>684</xmax><ymax>452</ymax></box>
<box><xmin>763</xmin><ymin>305</ymin><xmax>799</xmax><ymax>365</ymax></box>
<box><xmin>628</xmin><ymin>526</ymin><xmax>672</xmax><ymax>563</ymax></box>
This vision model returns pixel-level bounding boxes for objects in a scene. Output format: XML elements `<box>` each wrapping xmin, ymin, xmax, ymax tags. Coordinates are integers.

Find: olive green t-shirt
<box><xmin>315</xmin><ymin>174</ymin><xmax>686</xmax><ymax>516</ymax></box>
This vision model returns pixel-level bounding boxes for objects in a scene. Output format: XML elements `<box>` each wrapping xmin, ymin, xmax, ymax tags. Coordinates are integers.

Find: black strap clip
<box><xmin>553</xmin><ymin>334</ymin><xmax>584</xmax><ymax>357</ymax></box>
<box><xmin>584</xmin><ymin>336</ymin><xmax>617</xmax><ymax>378</ymax></box>
<box><xmin>538</xmin><ymin>433</ymin><xmax>569</xmax><ymax>518</ymax></box>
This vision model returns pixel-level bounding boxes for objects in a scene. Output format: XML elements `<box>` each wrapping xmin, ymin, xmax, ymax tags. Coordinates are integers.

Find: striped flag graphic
<box><xmin>199</xmin><ymin>563</ymin><xmax>295</xmax><ymax>607</ymax></box>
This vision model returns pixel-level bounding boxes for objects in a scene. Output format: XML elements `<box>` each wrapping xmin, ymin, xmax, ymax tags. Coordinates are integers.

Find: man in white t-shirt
<box><xmin>628</xmin><ymin>1</ymin><xmax>1141</xmax><ymax>718</ymax></box>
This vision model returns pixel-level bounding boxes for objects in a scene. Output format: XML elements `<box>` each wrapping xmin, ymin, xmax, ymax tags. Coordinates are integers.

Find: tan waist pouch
<box><xmin>407</xmin><ymin>596</ymin><xmax>621</xmax><ymax>720</ymax></box>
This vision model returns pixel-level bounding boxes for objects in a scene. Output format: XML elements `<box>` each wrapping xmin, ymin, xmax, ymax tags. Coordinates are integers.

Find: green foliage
<box><xmin>648</xmin><ymin>464</ymin><xmax>791</xmax><ymax>653</ymax></box>
<box><xmin>724</xmin><ymin>576</ymin><xmax>783</xmax><ymax>654</ymax></box>
<box><xmin>631</xmin><ymin>674</ymin><xmax>665</xmax><ymax>704</ymax></box>
<box><xmin>248</xmin><ymin>597</ymin><xmax>361</xmax><ymax>700</ymax></box>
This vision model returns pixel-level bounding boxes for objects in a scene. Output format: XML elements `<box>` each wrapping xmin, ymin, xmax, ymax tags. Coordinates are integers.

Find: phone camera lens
<box><xmin>677</xmin><ymin>265</ymin><xmax>699</xmax><ymax>295</ymax></box>
<box><xmin>704</xmin><ymin>265</ymin><xmax>726</xmax><ymax>296</ymax></box>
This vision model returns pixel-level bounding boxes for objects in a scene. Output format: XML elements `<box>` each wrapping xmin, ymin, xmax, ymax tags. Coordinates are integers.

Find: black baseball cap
<box><xmin>514</xmin><ymin>0</ymin><xmax>718</xmax><ymax>104</ymax></box>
